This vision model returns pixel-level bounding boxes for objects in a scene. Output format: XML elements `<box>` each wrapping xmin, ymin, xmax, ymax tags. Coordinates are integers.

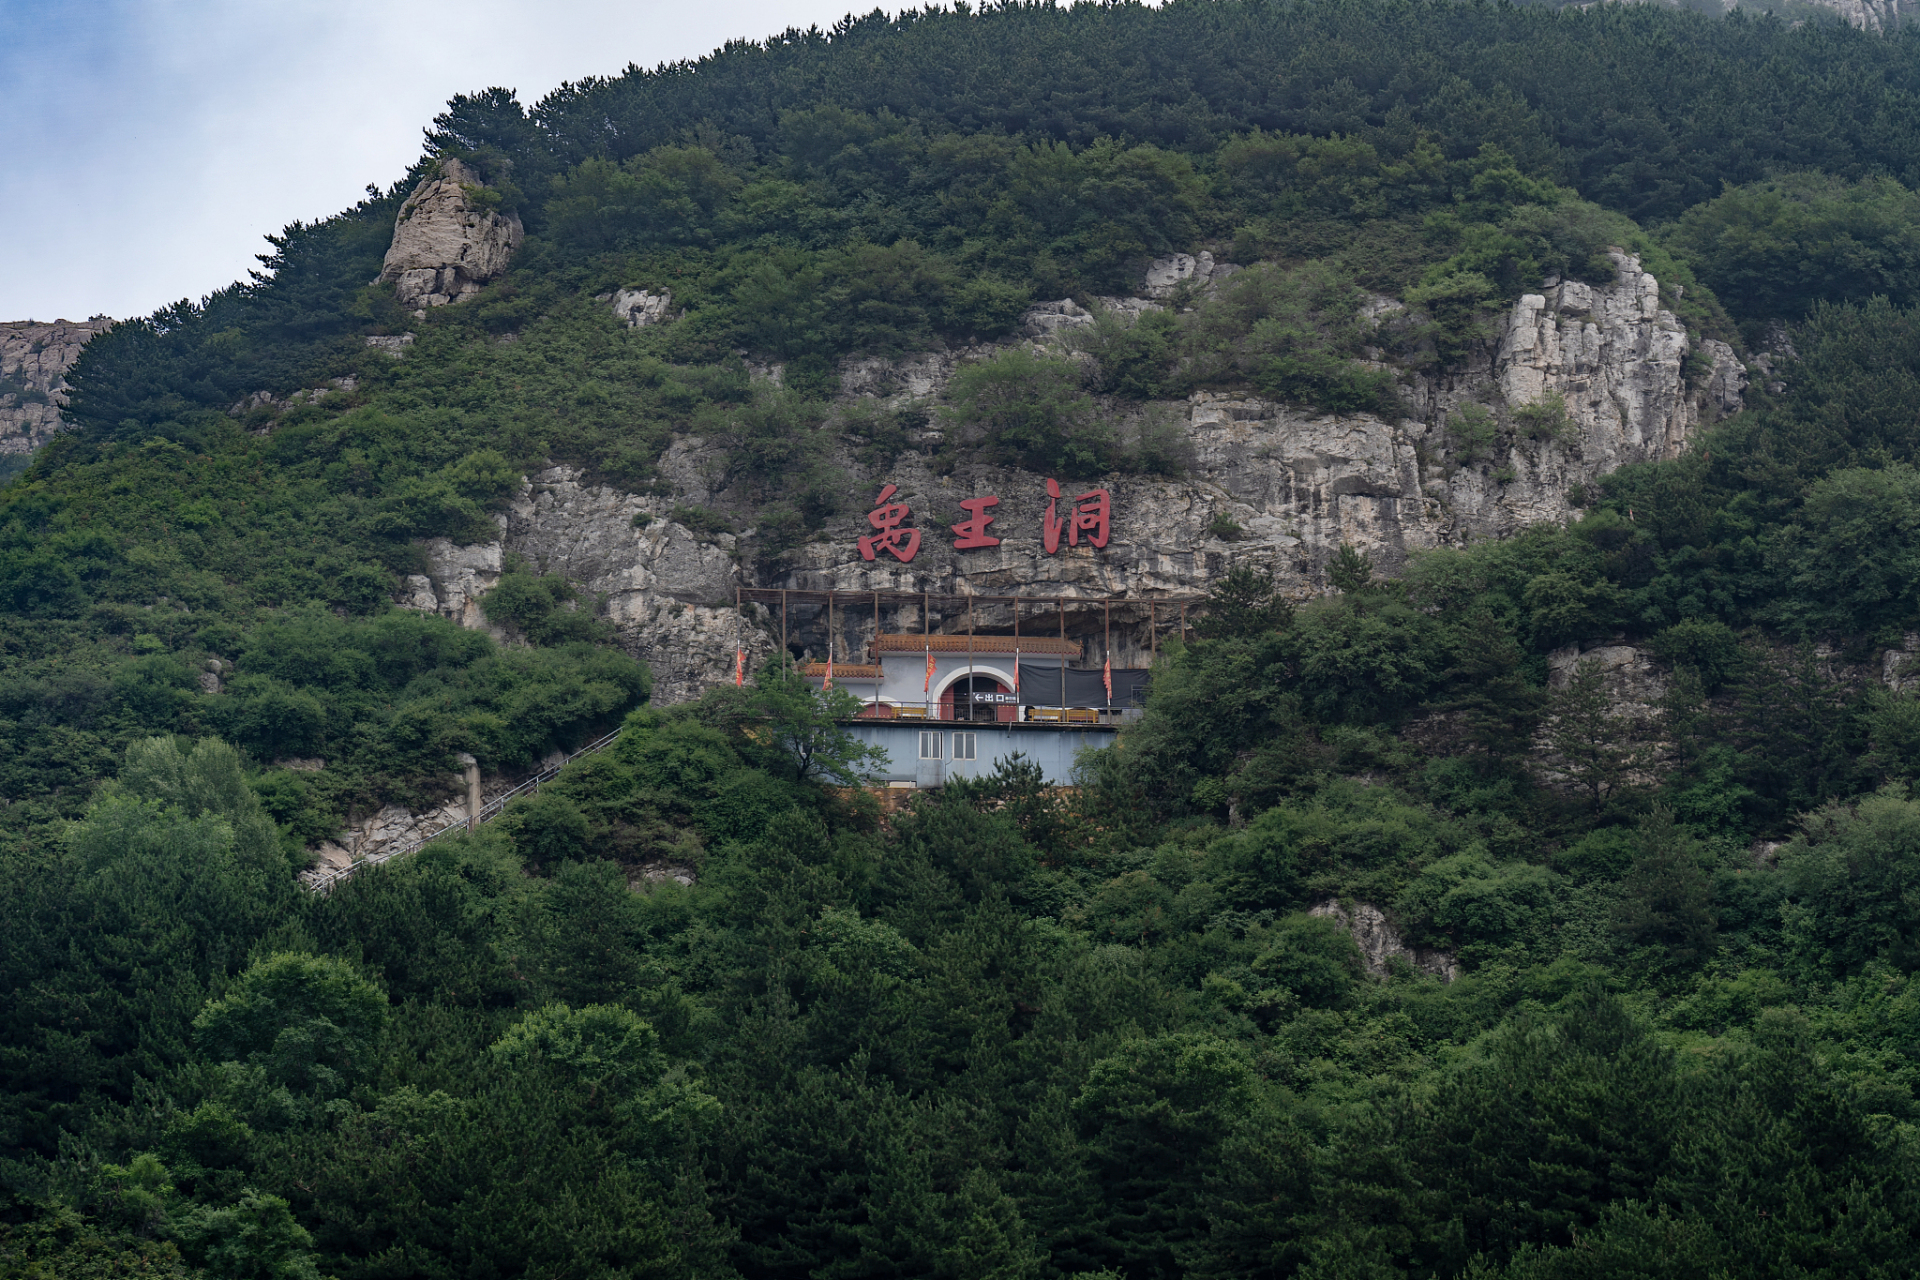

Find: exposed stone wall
<box><xmin>0</xmin><ymin>317</ymin><xmax>111</xmax><ymax>458</ymax></box>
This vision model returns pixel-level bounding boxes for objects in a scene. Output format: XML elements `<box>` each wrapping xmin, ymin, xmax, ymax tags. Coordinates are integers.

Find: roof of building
<box><xmin>874</xmin><ymin>633</ymin><xmax>1081</xmax><ymax>657</ymax></box>
<box><xmin>800</xmin><ymin>663</ymin><xmax>885</xmax><ymax>679</ymax></box>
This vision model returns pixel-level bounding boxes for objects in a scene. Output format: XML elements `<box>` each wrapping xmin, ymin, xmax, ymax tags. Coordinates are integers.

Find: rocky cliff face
<box><xmin>379</xmin><ymin>158</ymin><xmax>523</xmax><ymax>312</ymax></box>
<box><xmin>0</xmin><ymin>317</ymin><xmax>111</xmax><ymax>461</ymax></box>
<box><xmin>1786</xmin><ymin>0</ymin><xmax>1909</xmax><ymax>31</ymax></box>
<box><xmin>399</xmin><ymin>251</ymin><xmax>1747</xmax><ymax>704</ymax></box>
<box><xmin>1664</xmin><ymin>0</ymin><xmax>1911</xmax><ymax>32</ymax></box>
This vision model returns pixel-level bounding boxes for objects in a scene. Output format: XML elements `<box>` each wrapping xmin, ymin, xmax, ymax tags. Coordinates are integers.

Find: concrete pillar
<box><xmin>457</xmin><ymin>752</ymin><xmax>481</xmax><ymax>833</ymax></box>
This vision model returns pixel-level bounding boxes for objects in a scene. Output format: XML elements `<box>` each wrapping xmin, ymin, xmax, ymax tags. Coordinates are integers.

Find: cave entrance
<box><xmin>949</xmin><ymin>674</ymin><xmax>1009</xmax><ymax>723</ymax></box>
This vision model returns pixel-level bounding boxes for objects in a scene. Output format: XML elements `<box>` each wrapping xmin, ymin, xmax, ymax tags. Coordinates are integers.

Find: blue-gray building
<box><xmin>844</xmin><ymin>719</ymin><xmax>1119</xmax><ymax>788</ymax></box>
<box><xmin>800</xmin><ymin>633</ymin><xmax>1142</xmax><ymax>787</ymax></box>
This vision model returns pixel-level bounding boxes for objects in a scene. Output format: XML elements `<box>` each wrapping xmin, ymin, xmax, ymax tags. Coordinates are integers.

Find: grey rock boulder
<box><xmin>1144</xmin><ymin>250</ymin><xmax>1239</xmax><ymax>298</ymax></box>
<box><xmin>606</xmin><ymin>288</ymin><xmax>672</xmax><ymax>327</ymax></box>
<box><xmin>379</xmin><ymin>159</ymin><xmax>523</xmax><ymax>309</ymax></box>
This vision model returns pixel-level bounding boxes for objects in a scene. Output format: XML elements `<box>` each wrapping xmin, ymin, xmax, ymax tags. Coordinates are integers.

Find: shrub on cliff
<box><xmin>941</xmin><ymin>349</ymin><xmax>1114</xmax><ymax>475</ymax></box>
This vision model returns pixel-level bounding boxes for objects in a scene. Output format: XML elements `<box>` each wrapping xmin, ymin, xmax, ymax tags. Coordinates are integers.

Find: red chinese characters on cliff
<box><xmin>858</xmin><ymin>484</ymin><xmax>921</xmax><ymax>563</ymax></box>
<box><xmin>1042</xmin><ymin>479</ymin><xmax>1110</xmax><ymax>553</ymax></box>
<box><xmin>950</xmin><ymin>495</ymin><xmax>1001</xmax><ymax>549</ymax></box>
<box><xmin>861</xmin><ymin>483</ymin><xmax>1112</xmax><ymax>557</ymax></box>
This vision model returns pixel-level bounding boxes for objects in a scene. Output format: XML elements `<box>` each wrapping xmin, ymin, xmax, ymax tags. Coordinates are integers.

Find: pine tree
<box><xmin>1612</xmin><ymin>806</ymin><xmax>1717</xmax><ymax>969</ymax></box>
<box><xmin>1546</xmin><ymin>658</ymin><xmax>1640</xmax><ymax>810</ymax></box>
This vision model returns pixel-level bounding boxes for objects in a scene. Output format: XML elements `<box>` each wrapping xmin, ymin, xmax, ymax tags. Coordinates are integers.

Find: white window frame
<box><xmin>919</xmin><ymin>730</ymin><xmax>943</xmax><ymax>760</ymax></box>
<box><xmin>951</xmin><ymin>732</ymin><xmax>977</xmax><ymax>761</ymax></box>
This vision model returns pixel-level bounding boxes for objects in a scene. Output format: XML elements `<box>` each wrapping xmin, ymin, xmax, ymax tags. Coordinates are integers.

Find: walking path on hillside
<box><xmin>304</xmin><ymin>727</ymin><xmax>624</xmax><ymax>893</ymax></box>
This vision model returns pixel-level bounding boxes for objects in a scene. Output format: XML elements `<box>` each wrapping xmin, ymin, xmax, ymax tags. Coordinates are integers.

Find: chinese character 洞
<box><xmin>1070</xmin><ymin>486</ymin><xmax>1111</xmax><ymax>548</ymax></box>
<box><xmin>1042</xmin><ymin>480</ymin><xmax>1111</xmax><ymax>553</ymax></box>
<box><xmin>950</xmin><ymin>495</ymin><xmax>1001</xmax><ymax>549</ymax></box>
<box><xmin>858</xmin><ymin>484</ymin><xmax>921</xmax><ymax>563</ymax></box>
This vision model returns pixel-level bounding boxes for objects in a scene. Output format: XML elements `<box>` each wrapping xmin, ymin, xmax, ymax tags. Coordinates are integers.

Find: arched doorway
<box><xmin>946</xmin><ymin>673</ymin><xmax>1012</xmax><ymax>722</ymax></box>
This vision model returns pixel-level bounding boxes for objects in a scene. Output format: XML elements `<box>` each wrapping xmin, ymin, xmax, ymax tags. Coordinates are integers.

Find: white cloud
<box><xmin>0</xmin><ymin>0</ymin><xmax>885</xmax><ymax>321</ymax></box>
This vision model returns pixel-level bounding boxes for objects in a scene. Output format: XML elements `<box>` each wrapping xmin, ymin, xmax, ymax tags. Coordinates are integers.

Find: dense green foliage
<box><xmin>1663</xmin><ymin>173</ymin><xmax>1920</xmax><ymax>337</ymax></box>
<box><xmin>18</xmin><ymin>1</ymin><xmax>1920</xmax><ymax>1276</ymax></box>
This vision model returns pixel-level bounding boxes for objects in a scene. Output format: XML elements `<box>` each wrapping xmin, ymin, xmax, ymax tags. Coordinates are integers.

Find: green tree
<box><xmin>1248</xmin><ymin>914</ymin><xmax>1364</xmax><ymax>1008</ymax></box>
<box><xmin>1418</xmin><ymin>988</ymin><xmax>1680</xmax><ymax>1268</ymax></box>
<box><xmin>1072</xmin><ymin>1034</ymin><xmax>1257</xmax><ymax>1280</ymax></box>
<box><xmin>1773</xmin><ymin>464</ymin><xmax>1920</xmax><ymax>638</ymax></box>
<box><xmin>741</xmin><ymin>657</ymin><xmax>887</xmax><ymax>785</ymax></box>
<box><xmin>1546</xmin><ymin>659</ymin><xmax>1640</xmax><ymax>811</ymax></box>
<box><xmin>1432</xmin><ymin>607</ymin><xmax>1548</xmax><ymax>758</ymax></box>
<box><xmin>1779</xmin><ymin>787</ymin><xmax>1920</xmax><ymax>974</ymax></box>
<box><xmin>500</xmin><ymin>789</ymin><xmax>592</xmax><ymax>869</ymax></box>
<box><xmin>193</xmin><ymin>951</ymin><xmax>389</xmax><ymax>1100</ymax></box>
<box><xmin>1612</xmin><ymin>806</ymin><xmax>1716</xmax><ymax>971</ymax></box>
<box><xmin>181</xmin><ymin>1192</ymin><xmax>323</xmax><ymax>1280</ymax></box>
<box><xmin>1663</xmin><ymin>174</ymin><xmax>1920</xmax><ymax>329</ymax></box>
<box><xmin>1328</xmin><ymin>545</ymin><xmax>1374</xmax><ymax>594</ymax></box>
<box><xmin>1193</xmin><ymin>566</ymin><xmax>1293</xmax><ymax>640</ymax></box>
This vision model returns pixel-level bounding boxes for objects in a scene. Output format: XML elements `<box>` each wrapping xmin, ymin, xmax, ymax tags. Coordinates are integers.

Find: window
<box><xmin>952</xmin><ymin>732</ymin><xmax>977</xmax><ymax>761</ymax></box>
<box><xmin>919</xmin><ymin>731</ymin><xmax>942</xmax><ymax>760</ymax></box>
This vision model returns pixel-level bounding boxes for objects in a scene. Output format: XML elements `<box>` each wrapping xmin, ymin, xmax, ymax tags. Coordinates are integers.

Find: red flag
<box><xmin>924</xmin><ymin>648</ymin><xmax>935</xmax><ymax>693</ymax></box>
<box><xmin>1103</xmin><ymin>652</ymin><xmax>1112</xmax><ymax>702</ymax></box>
<box><xmin>1013</xmin><ymin>648</ymin><xmax>1020</xmax><ymax>695</ymax></box>
<box><xmin>735</xmin><ymin>649</ymin><xmax>744</xmax><ymax>687</ymax></box>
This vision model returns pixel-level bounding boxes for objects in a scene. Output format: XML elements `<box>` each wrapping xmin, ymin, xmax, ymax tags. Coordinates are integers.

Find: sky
<box><xmin>0</xmin><ymin>0</ymin><xmax>891</xmax><ymax>323</ymax></box>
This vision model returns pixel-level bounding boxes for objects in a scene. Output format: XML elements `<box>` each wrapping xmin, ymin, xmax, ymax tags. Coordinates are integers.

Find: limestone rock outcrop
<box><xmin>1884</xmin><ymin>634</ymin><xmax>1920</xmax><ymax>691</ymax></box>
<box><xmin>365</xmin><ymin>334</ymin><xmax>415</xmax><ymax>357</ymax></box>
<box><xmin>1797</xmin><ymin>0</ymin><xmax>1909</xmax><ymax>31</ymax></box>
<box><xmin>1145</xmin><ymin>251</ymin><xmax>1239</xmax><ymax>297</ymax></box>
<box><xmin>399</xmin><ymin>476</ymin><xmax>763</xmax><ymax>705</ymax></box>
<box><xmin>757</xmin><ymin>252</ymin><xmax>1738</xmax><ymax>630</ymax></box>
<box><xmin>1534</xmin><ymin>641</ymin><xmax>1673</xmax><ymax>795</ymax></box>
<box><xmin>1493</xmin><ymin>258</ymin><xmax>1718</xmax><ymax>466</ymax></box>
<box><xmin>1546</xmin><ymin>642</ymin><xmax>1668</xmax><ymax>711</ymax></box>
<box><xmin>379</xmin><ymin>159</ymin><xmax>523</xmax><ymax>309</ymax></box>
<box><xmin>1</xmin><ymin>317</ymin><xmax>111</xmax><ymax>459</ymax></box>
<box><xmin>599</xmin><ymin>289</ymin><xmax>673</xmax><ymax>327</ymax></box>
<box><xmin>1670</xmin><ymin>0</ymin><xmax>1910</xmax><ymax>34</ymax></box>
<box><xmin>305</xmin><ymin>773</ymin><xmax>516</xmax><ymax>882</ymax></box>
<box><xmin>1309</xmin><ymin>900</ymin><xmax>1459</xmax><ymax>982</ymax></box>
<box><xmin>406</xmin><ymin>538</ymin><xmax>507</xmax><ymax>634</ymax></box>
<box><xmin>400</xmin><ymin>249</ymin><xmax>1746</xmax><ymax>704</ymax></box>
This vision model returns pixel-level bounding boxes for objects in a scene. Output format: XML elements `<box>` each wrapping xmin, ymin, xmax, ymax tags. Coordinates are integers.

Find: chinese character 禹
<box><xmin>858</xmin><ymin>484</ymin><xmax>921</xmax><ymax>563</ymax></box>
<box><xmin>1042</xmin><ymin>479</ymin><xmax>1111</xmax><ymax>553</ymax></box>
<box><xmin>950</xmin><ymin>495</ymin><xmax>1001</xmax><ymax>549</ymax></box>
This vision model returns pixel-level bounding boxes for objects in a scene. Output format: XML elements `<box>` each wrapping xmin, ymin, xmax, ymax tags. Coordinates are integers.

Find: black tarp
<box><xmin>1016</xmin><ymin>664</ymin><xmax>1149</xmax><ymax>707</ymax></box>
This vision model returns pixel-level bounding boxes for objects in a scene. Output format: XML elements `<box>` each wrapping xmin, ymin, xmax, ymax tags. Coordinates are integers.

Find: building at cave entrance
<box><xmin>790</xmin><ymin>617</ymin><xmax>1156</xmax><ymax>789</ymax></box>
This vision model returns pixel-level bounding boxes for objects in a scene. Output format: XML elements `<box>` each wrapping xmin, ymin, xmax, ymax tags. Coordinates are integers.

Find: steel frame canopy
<box><xmin>735</xmin><ymin>587</ymin><xmax>1207</xmax><ymax>665</ymax></box>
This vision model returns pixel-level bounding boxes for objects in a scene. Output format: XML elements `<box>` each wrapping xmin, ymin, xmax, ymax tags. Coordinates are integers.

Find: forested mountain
<box><xmin>12</xmin><ymin>2</ymin><xmax>1920</xmax><ymax>1276</ymax></box>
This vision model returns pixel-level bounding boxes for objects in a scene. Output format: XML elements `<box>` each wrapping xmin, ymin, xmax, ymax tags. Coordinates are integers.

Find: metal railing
<box><xmin>854</xmin><ymin>703</ymin><xmax>1143</xmax><ymax>724</ymax></box>
<box><xmin>305</xmin><ymin>727</ymin><xmax>626</xmax><ymax>894</ymax></box>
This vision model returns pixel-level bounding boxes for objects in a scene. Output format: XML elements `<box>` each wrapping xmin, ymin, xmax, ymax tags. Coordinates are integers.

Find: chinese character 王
<box><xmin>950</xmin><ymin>495</ymin><xmax>1001</xmax><ymax>549</ymax></box>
